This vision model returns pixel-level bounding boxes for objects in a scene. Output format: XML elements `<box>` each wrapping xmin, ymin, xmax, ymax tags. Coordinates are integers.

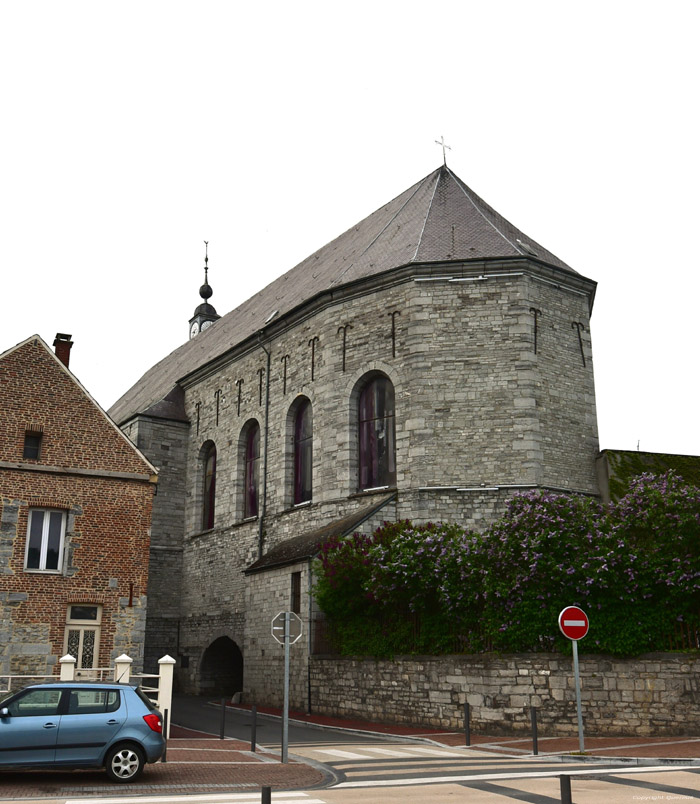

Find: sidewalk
<box><xmin>0</xmin><ymin>707</ymin><xmax>698</xmax><ymax>801</ymax></box>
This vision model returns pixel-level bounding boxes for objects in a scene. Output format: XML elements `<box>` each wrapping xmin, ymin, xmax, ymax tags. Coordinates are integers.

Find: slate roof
<box><xmin>244</xmin><ymin>494</ymin><xmax>397</xmax><ymax>575</ymax></box>
<box><xmin>109</xmin><ymin>165</ymin><xmax>576</xmax><ymax>425</ymax></box>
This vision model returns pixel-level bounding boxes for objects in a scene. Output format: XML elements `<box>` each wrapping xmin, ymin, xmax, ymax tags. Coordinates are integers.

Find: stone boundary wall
<box><xmin>309</xmin><ymin>653</ymin><xmax>700</xmax><ymax>737</ymax></box>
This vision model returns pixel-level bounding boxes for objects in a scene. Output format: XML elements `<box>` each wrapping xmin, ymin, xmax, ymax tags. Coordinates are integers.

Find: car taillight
<box><xmin>143</xmin><ymin>713</ymin><xmax>162</xmax><ymax>733</ymax></box>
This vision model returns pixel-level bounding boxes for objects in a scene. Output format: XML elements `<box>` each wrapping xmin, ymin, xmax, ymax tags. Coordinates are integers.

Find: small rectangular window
<box><xmin>25</xmin><ymin>509</ymin><xmax>66</xmax><ymax>572</ymax></box>
<box><xmin>23</xmin><ymin>432</ymin><xmax>42</xmax><ymax>460</ymax></box>
<box><xmin>291</xmin><ymin>571</ymin><xmax>301</xmax><ymax>614</ymax></box>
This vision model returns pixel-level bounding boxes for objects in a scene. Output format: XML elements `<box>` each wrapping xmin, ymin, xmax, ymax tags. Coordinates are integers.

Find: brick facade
<box><xmin>0</xmin><ymin>336</ymin><xmax>156</xmax><ymax>679</ymax></box>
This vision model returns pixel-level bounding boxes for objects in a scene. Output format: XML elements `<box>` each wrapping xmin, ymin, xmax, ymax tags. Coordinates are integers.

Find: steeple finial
<box><xmin>435</xmin><ymin>135</ymin><xmax>451</xmax><ymax>166</ymax></box>
<box><xmin>189</xmin><ymin>240</ymin><xmax>220</xmax><ymax>340</ymax></box>
<box><xmin>200</xmin><ymin>241</ymin><xmax>213</xmax><ymax>301</ymax></box>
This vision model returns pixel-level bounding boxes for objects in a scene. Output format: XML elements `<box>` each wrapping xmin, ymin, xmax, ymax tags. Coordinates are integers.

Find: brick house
<box><xmin>0</xmin><ymin>334</ymin><xmax>157</xmax><ymax>681</ymax></box>
<box><xmin>109</xmin><ymin>165</ymin><xmax>600</xmax><ymax>704</ymax></box>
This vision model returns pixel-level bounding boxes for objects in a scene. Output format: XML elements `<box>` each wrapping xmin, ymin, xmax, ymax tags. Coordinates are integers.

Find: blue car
<box><xmin>0</xmin><ymin>682</ymin><xmax>164</xmax><ymax>782</ymax></box>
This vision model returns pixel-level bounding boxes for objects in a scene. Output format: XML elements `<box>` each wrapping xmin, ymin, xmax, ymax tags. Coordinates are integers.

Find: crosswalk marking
<box><xmin>65</xmin><ymin>792</ymin><xmax>324</xmax><ymax>804</ymax></box>
<box><xmin>316</xmin><ymin>745</ymin><xmax>466</xmax><ymax>760</ymax></box>
<box><xmin>335</xmin><ymin>764</ymin><xmax>700</xmax><ymax>788</ymax></box>
<box><xmin>360</xmin><ymin>747</ymin><xmax>419</xmax><ymax>757</ymax></box>
<box><xmin>395</xmin><ymin>746</ymin><xmax>466</xmax><ymax>757</ymax></box>
<box><xmin>316</xmin><ymin>748</ymin><xmax>372</xmax><ymax>759</ymax></box>
<box><xmin>359</xmin><ymin>746</ymin><xmax>466</xmax><ymax>758</ymax></box>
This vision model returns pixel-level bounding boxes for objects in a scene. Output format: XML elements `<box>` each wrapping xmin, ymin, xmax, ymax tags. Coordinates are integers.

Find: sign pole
<box><xmin>282</xmin><ymin>612</ymin><xmax>290</xmax><ymax>763</ymax></box>
<box><xmin>271</xmin><ymin>610</ymin><xmax>302</xmax><ymax>765</ymax></box>
<box><xmin>572</xmin><ymin>639</ymin><xmax>584</xmax><ymax>753</ymax></box>
<box><xmin>558</xmin><ymin>605</ymin><xmax>589</xmax><ymax>754</ymax></box>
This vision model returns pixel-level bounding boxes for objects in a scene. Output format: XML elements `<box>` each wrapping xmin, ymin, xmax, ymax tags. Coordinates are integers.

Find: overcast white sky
<box><xmin>2</xmin><ymin>1</ymin><xmax>698</xmax><ymax>456</ymax></box>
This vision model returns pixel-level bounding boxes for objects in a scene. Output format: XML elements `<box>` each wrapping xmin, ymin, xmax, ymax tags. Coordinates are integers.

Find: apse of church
<box><xmin>110</xmin><ymin>165</ymin><xmax>599</xmax><ymax>702</ymax></box>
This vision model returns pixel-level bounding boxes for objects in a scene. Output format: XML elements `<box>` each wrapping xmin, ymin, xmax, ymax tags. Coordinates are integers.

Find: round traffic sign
<box><xmin>558</xmin><ymin>606</ymin><xmax>589</xmax><ymax>641</ymax></box>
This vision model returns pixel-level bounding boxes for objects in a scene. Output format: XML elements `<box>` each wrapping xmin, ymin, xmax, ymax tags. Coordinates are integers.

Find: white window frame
<box><xmin>24</xmin><ymin>508</ymin><xmax>66</xmax><ymax>573</ymax></box>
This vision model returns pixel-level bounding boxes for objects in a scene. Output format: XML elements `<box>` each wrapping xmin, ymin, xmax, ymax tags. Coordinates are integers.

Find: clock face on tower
<box><xmin>189</xmin><ymin>321</ymin><xmax>200</xmax><ymax>339</ymax></box>
<box><xmin>201</xmin><ymin>320</ymin><xmax>212</xmax><ymax>331</ymax></box>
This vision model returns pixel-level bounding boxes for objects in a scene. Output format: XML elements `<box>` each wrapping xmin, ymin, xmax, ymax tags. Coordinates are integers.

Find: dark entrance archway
<box><xmin>199</xmin><ymin>636</ymin><xmax>243</xmax><ymax>696</ymax></box>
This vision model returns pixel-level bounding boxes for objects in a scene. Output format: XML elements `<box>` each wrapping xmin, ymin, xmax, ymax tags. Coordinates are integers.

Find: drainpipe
<box><xmin>257</xmin><ymin>333</ymin><xmax>271</xmax><ymax>560</ymax></box>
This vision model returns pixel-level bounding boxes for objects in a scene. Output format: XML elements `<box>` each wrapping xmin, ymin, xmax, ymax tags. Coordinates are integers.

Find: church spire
<box><xmin>189</xmin><ymin>241</ymin><xmax>221</xmax><ymax>340</ymax></box>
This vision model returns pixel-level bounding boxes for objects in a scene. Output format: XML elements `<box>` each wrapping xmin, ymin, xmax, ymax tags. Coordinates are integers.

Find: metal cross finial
<box><xmin>435</xmin><ymin>136</ymin><xmax>451</xmax><ymax>166</ymax></box>
<box><xmin>203</xmin><ymin>241</ymin><xmax>209</xmax><ymax>281</ymax></box>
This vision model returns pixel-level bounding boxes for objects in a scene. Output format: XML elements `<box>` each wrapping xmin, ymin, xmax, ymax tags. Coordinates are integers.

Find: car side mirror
<box><xmin>0</xmin><ymin>708</ymin><xmax>9</xmax><ymax>718</ymax></box>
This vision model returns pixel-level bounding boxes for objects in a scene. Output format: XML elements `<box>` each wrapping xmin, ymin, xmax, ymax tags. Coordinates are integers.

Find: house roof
<box><xmin>244</xmin><ymin>493</ymin><xmax>397</xmax><ymax>575</ymax></box>
<box><xmin>109</xmin><ymin>165</ymin><xmax>579</xmax><ymax>425</ymax></box>
<box><xmin>0</xmin><ymin>335</ymin><xmax>158</xmax><ymax>479</ymax></box>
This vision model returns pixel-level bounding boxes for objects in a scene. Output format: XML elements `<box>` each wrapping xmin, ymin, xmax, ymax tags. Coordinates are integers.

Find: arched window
<box><xmin>294</xmin><ymin>399</ymin><xmax>312</xmax><ymax>504</ymax></box>
<box><xmin>358</xmin><ymin>375</ymin><xmax>396</xmax><ymax>490</ymax></box>
<box><xmin>202</xmin><ymin>442</ymin><xmax>216</xmax><ymax>530</ymax></box>
<box><xmin>244</xmin><ymin>423</ymin><xmax>260</xmax><ymax>518</ymax></box>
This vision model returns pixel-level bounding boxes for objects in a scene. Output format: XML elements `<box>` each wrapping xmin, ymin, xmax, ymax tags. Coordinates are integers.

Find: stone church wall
<box><xmin>122</xmin><ymin>416</ymin><xmax>189</xmax><ymax>673</ymax></box>
<box><xmin>142</xmin><ymin>261</ymin><xmax>600</xmax><ymax>696</ymax></box>
<box><xmin>309</xmin><ymin>654</ymin><xmax>700</xmax><ymax>737</ymax></box>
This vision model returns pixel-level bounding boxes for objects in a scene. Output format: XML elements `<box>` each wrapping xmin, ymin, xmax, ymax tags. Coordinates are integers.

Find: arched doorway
<box><xmin>199</xmin><ymin>637</ymin><xmax>243</xmax><ymax>696</ymax></box>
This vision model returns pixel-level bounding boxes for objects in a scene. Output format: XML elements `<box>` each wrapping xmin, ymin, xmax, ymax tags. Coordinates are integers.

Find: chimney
<box><xmin>53</xmin><ymin>333</ymin><xmax>73</xmax><ymax>368</ymax></box>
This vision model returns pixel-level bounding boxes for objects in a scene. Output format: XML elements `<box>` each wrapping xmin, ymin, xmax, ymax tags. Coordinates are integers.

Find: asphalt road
<box><xmin>171</xmin><ymin>694</ymin><xmax>390</xmax><ymax>748</ymax></box>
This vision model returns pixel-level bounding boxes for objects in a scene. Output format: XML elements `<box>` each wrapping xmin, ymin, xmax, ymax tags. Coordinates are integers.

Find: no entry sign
<box><xmin>558</xmin><ymin>606</ymin><xmax>589</xmax><ymax>641</ymax></box>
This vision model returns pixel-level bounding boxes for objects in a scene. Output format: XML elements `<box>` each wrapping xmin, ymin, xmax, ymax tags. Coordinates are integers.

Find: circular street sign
<box><xmin>558</xmin><ymin>606</ymin><xmax>589</xmax><ymax>641</ymax></box>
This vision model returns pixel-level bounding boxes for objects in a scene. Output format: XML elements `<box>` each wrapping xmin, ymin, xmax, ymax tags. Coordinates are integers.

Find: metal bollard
<box><xmin>251</xmin><ymin>705</ymin><xmax>257</xmax><ymax>753</ymax></box>
<box><xmin>530</xmin><ymin>706</ymin><xmax>538</xmax><ymax>756</ymax></box>
<box><xmin>559</xmin><ymin>774</ymin><xmax>572</xmax><ymax>804</ymax></box>
<box><xmin>464</xmin><ymin>702</ymin><xmax>471</xmax><ymax>746</ymax></box>
<box><xmin>161</xmin><ymin>709</ymin><xmax>168</xmax><ymax>762</ymax></box>
<box><xmin>261</xmin><ymin>786</ymin><xmax>271</xmax><ymax>804</ymax></box>
<box><xmin>220</xmin><ymin>697</ymin><xmax>226</xmax><ymax>740</ymax></box>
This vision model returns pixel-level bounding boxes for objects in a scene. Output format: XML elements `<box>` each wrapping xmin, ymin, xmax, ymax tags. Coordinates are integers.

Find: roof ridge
<box><xmin>329</xmin><ymin>167</ymin><xmax>441</xmax><ymax>288</ymax></box>
<box><xmin>445</xmin><ymin>166</ymin><xmax>526</xmax><ymax>257</ymax></box>
<box><xmin>411</xmin><ymin>168</ymin><xmax>442</xmax><ymax>262</ymax></box>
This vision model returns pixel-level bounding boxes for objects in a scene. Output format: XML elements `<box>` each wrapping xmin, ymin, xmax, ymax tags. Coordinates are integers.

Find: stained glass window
<box><xmin>245</xmin><ymin>424</ymin><xmax>260</xmax><ymax>518</ymax></box>
<box><xmin>358</xmin><ymin>376</ymin><xmax>396</xmax><ymax>490</ymax></box>
<box><xmin>202</xmin><ymin>442</ymin><xmax>216</xmax><ymax>530</ymax></box>
<box><xmin>294</xmin><ymin>400</ymin><xmax>312</xmax><ymax>505</ymax></box>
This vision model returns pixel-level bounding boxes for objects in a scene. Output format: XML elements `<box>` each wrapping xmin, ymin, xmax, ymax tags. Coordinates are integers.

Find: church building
<box><xmin>109</xmin><ymin>164</ymin><xmax>600</xmax><ymax>704</ymax></box>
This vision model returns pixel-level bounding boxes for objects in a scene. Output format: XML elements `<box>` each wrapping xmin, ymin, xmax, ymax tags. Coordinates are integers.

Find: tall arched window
<box><xmin>244</xmin><ymin>423</ymin><xmax>260</xmax><ymax>518</ymax></box>
<box><xmin>294</xmin><ymin>399</ymin><xmax>312</xmax><ymax>504</ymax></box>
<box><xmin>358</xmin><ymin>375</ymin><xmax>396</xmax><ymax>490</ymax></box>
<box><xmin>202</xmin><ymin>442</ymin><xmax>216</xmax><ymax>530</ymax></box>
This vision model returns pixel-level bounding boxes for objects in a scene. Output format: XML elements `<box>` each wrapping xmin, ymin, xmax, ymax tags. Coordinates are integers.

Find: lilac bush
<box><xmin>312</xmin><ymin>473</ymin><xmax>700</xmax><ymax>657</ymax></box>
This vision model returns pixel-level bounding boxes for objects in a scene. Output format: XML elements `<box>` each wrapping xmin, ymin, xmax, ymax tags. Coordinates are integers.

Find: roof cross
<box><xmin>435</xmin><ymin>136</ymin><xmax>451</xmax><ymax>166</ymax></box>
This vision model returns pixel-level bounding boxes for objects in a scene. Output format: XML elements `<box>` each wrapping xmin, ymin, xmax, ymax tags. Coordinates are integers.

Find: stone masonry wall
<box><xmin>163</xmin><ymin>261</ymin><xmax>600</xmax><ymax>695</ymax></box>
<box><xmin>309</xmin><ymin>654</ymin><xmax>700</xmax><ymax>737</ymax></box>
<box><xmin>122</xmin><ymin>416</ymin><xmax>189</xmax><ymax>672</ymax></box>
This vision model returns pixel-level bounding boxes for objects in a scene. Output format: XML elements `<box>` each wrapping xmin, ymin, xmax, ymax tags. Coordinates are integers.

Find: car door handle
<box><xmin>43</xmin><ymin>722</ymin><xmax>58</xmax><ymax>729</ymax></box>
<box><xmin>106</xmin><ymin>719</ymin><xmax>119</xmax><ymax>725</ymax></box>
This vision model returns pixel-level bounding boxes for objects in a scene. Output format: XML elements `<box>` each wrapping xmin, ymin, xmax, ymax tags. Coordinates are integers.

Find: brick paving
<box><xmin>0</xmin><ymin>730</ymin><xmax>326</xmax><ymax>801</ymax></box>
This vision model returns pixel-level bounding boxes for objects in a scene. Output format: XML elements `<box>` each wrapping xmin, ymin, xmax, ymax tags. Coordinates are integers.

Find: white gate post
<box><xmin>59</xmin><ymin>654</ymin><xmax>76</xmax><ymax>681</ymax></box>
<box><xmin>113</xmin><ymin>654</ymin><xmax>133</xmax><ymax>683</ymax></box>
<box><xmin>158</xmin><ymin>655</ymin><xmax>176</xmax><ymax>738</ymax></box>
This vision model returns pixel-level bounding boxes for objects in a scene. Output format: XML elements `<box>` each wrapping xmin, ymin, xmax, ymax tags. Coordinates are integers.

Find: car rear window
<box><xmin>133</xmin><ymin>686</ymin><xmax>158</xmax><ymax>711</ymax></box>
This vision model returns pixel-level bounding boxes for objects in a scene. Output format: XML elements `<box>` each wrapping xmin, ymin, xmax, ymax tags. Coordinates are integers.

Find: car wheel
<box><xmin>104</xmin><ymin>744</ymin><xmax>145</xmax><ymax>782</ymax></box>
